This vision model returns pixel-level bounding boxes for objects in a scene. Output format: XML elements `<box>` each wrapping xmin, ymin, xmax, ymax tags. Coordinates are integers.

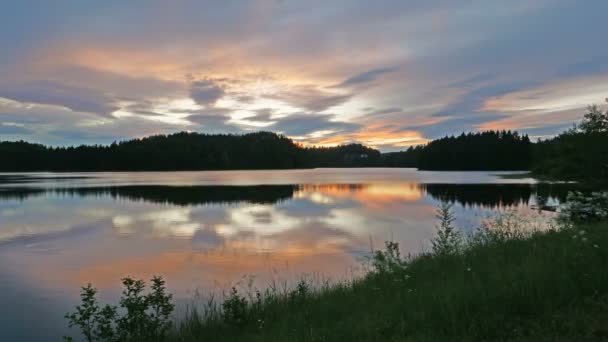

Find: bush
<box><xmin>64</xmin><ymin>276</ymin><xmax>174</xmax><ymax>342</ymax></box>
<box><xmin>431</xmin><ymin>202</ymin><xmax>462</xmax><ymax>255</ymax></box>
<box><xmin>372</xmin><ymin>241</ymin><xmax>407</xmax><ymax>273</ymax></box>
<box><xmin>559</xmin><ymin>191</ymin><xmax>608</xmax><ymax>223</ymax></box>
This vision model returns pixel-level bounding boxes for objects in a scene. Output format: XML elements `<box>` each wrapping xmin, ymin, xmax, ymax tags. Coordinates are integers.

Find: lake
<box><xmin>0</xmin><ymin>168</ymin><xmax>573</xmax><ymax>340</ymax></box>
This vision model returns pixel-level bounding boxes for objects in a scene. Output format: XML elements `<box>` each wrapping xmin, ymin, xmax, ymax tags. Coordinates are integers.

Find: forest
<box><xmin>381</xmin><ymin>131</ymin><xmax>532</xmax><ymax>171</ymax></box>
<box><xmin>1</xmin><ymin>105</ymin><xmax>606</xmax><ymax>181</ymax></box>
<box><xmin>0</xmin><ymin>131</ymin><xmax>380</xmax><ymax>171</ymax></box>
<box><xmin>383</xmin><ymin>104</ymin><xmax>608</xmax><ymax>181</ymax></box>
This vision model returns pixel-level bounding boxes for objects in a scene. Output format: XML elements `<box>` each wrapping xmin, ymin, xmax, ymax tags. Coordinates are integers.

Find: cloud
<box><xmin>0</xmin><ymin>123</ymin><xmax>30</xmax><ymax>135</ymax></box>
<box><xmin>367</xmin><ymin>107</ymin><xmax>403</xmax><ymax>116</ymax></box>
<box><xmin>0</xmin><ymin>81</ymin><xmax>118</xmax><ymax>117</ymax></box>
<box><xmin>189</xmin><ymin>79</ymin><xmax>226</xmax><ymax>107</ymax></box>
<box><xmin>41</xmin><ymin>65</ymin><xmax>185</xmax><ymax>101</ymax></box>
<box><xmin>269</xmin><ymin>113</ymin><xmax>361</xmax><ymax>136</ymax></box>
<box><xmin>481</xmin><ymin>75</ymin><xmax>608</xmax><ymax>114</ymax></box>
<box><xmin>334</xmin><ymin>66</ymin><xmax>399</xmax><ymax>88</ymax></box>
<box><xmin>267</xmin><ymin>86</ymin><xmax>352</xmax><ymax>112</ymax></box>
<box><xmin>0</xmin><ymin>97</ymin><xmax>193</xmax><ymax>145</ymax></box>
<box><xmin>186</xmin><ymin>113</ymin><xmax>243</xmax><ymax>134</ymax></box>
<box><xmin>301</xmin><ymin>122</ymin><xmax>429</xmax><ymax>150</ymax></box>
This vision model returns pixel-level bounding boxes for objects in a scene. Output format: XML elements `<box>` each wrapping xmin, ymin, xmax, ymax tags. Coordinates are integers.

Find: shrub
<box><xmin>64</xmin><ymin>276</ymin><xmax>174</xmax><ymax>342</ymax></box>
<box><xmin>222</xmin><ymin>287</ymin><xmax>249</xmax><ymax>328</ymax></box>
<box><xmin>472</xmin><ymin>209</ymin><xmax>531</xmax><ymax>245</ymax></box>
<box><xmin>559</xmin><ymin>191</ymin><xmax>608</xmax><ymax>223</ymax></box>
<box><xmin>372</xmin><ymin>241</ymin><xmax>406</xmax><ymax>273</ymax></box>
<box><xmin>431</xmin><ymin>201</ymin><xmax>462</xmax><ymax>255</ymax></box>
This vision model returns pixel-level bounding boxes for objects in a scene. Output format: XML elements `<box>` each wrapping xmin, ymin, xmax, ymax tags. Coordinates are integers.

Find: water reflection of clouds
<box><xmin>0</xmin><ymin>178</ymin><xmax>563</xmax><ymax>307</ymax></box>
<box><xmin>113</xmin><ymin>208</ymin><xmax>203</xmax><ymax>238</ymax></box>
<box><xmin>0</xmin><ymin>182</ymin><xmax>443</xmax><ymax>296</ymax></box>
<box><xmin>0</xmin><ymin>195</ymin><xmax>114</xmax><ymax>243</ymax></box>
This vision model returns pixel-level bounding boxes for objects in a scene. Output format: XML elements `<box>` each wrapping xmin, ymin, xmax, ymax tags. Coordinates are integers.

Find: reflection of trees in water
<box><xmin>0</xmin><ymin>175</ymin><xmax>91</xmax><ymax>184</ymax></box>
<box><xmin>0</xmin><ymin>182</ymin><xmax>584</xmax><ymax>208</ymax></box>
<box><xmin>0</xmin><ymin>185</ymin><xmax>296</xmax><ymax>206</ymax></box>
<box><xmin>422</xmin><ymin>183</ymin><xmax>580</xmax><ymax>209</ymax></box>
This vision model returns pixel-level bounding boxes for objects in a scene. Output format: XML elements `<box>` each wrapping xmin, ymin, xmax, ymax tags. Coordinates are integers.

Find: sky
<box><xmin>1</xmin><ymin>0</ymin><xmax>607</xmax><ymax>151</ymax></box>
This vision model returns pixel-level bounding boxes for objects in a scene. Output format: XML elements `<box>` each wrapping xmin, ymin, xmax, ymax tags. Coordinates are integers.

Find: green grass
<box><xmin>169</xmin><ymin>223</ymin><xmax>608</xmax><ymax>342</ymax></box>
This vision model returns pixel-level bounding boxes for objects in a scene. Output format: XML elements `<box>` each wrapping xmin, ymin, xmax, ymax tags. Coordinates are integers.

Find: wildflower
<box><xmin>466</xmin><ymin>267</ymin><xmax>472</xmax><ymax>272</ymax></box>
<box><xmin>579</xmin><ymin>230</ymin><xmax>586</xmax><ymax>235</ymax></box>
<box><xmin>594</xmin><ymin>244</ymin><xmax>599</xmax><ymax>248</ymax></box>
<box><xmin>581</xmin><ymin>237</ymin><xmax>588</xmax><ymax>243</ymax></box>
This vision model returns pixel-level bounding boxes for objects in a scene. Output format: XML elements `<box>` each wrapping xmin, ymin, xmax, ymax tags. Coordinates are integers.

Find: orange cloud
<box><xmin>307</xmin><ymin>124</ymin><xmax>430</xmax><ymax>148</ymax></box>
<box><xmin>482</xmin><ymin>76</ymin><xmax>608</xmax><ymax>114</ymax></box>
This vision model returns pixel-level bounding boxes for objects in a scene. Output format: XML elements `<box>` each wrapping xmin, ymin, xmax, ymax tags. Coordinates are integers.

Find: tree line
<box><xmin>379</xmin><ymin>130</ymin><xmax>532</xmax><ymax>171</ymax></box>
<box><xmin>0</xmin><ymin>131</ymin><xmax>381</xmax><ymax>171</ymax></box>
<box><xmin>382</xmin><ymin>103</ymin><xmax>608</xmax><ymax>181</ymax></box>
<box><xmin>532</xmin><ymin>104</ymin><xmax>608</xmax><ymax>181</ymax></box>
<box><xmin>1</xmin><ymin>104</ymin><xmax>606</xmax><ymax>181</ymax></box>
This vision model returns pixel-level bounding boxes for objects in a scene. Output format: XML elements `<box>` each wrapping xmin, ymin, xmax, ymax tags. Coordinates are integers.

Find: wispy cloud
<box><xmin>266</xmin><ymin>85</ymin><xmax>352</xmax><ymax>112</ymax></box>
<box><xmin>334</xmin><ymin>66</ymin><xmax>399</xmax><ymax>88</ymax></box>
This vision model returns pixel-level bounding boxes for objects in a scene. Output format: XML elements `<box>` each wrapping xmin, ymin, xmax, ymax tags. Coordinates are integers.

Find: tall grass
<box><xmin>166</xmin><ymin>208</ymin><xmax>608</xmax><ymax>341</ymax></box>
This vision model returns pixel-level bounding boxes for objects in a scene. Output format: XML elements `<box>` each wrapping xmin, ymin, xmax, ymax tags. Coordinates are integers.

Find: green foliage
<box><xmin>372</xmin><ymin>241</ymin><xmax>407</xmax><ymax>273</ymax></box>
<box><xmin>288</xmin><ymin>279</ymin><xmax>311</xmax><ymax>304</ymax></box>
<box><xmin>559</xmin><ymin>191</ymin><xmax>608</xmax><ymax>223</ymax></box>
<box><xmin>222</xmin><ymin>287</ymin><xmax>249</xmax><ymax>328</ymax></box>
<box><xmin>65</xmin><ymin>276</ymin><xmax>174</xmax><ymax>342</ymax></box>
<box><xmin>471</xmin><ymin>210</ymin><xmax>531</xmax><ymax>247</ymax></box>
<box><xmin>431</xmin><ymin>201</ymin><xmax>462</xmax><ymax>255</ymax></box>
<box><xmin>578</xmin><ymin>104</ymin><xmax>608</xmax><ymax>134</ymax></box>
<box><xmin>533</xmin><ymin>103</ymin><xmax>608</xmax><ymax>181</ymax></box>
<box><xmin>64</xmin><ymin>284</ymin><xmax>117</xmax><ymax>342</ymax></box>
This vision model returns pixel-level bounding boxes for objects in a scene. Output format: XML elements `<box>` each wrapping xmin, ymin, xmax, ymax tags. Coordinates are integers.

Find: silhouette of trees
<box><xmin>381</xmin><ymin>146</ymin><xmax>423</xmax><ymax>167</ymax></box>
<box><xmin>1</xmin><ymin>102</ymin><xmax>606</xmax><ymax>178</ymax></box>
<box><xmin>416</xmin><ymin>130</ymin><xmax>532</xmax><ymax>170</ymax></box>
<box><xmin>533</xmin><ymin>103</ymin><xmax>608</xmax><ymax>181</ymax></box>
<box><xmin>578</xmin><ymin>104</ymin><xmax>608</xmax><ymax>133</ymax></box>
<box><xmin>0</xmin><ymin>185</ymin><xmax>296</xmax><ymax>206</ymax></box>
<box><xmin>0</xmin><ymin>132</ymin><xmax>381</xmax><ymax>171</ymax></box>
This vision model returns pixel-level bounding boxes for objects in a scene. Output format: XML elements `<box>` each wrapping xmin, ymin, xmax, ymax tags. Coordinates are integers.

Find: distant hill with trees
<box><xmin>379</xmin><ymin>131</ymin><xmax>532</xmax><ymax>171</ymax></box>
<box><xmin>418</xmin><ymin>130</ymin><xmax>532</xmax><ymax>170</ymax></box>
<box><xmin>0</xmin><ymin>131</ymin><xmax>380</xmax><ymax>171</ymax></box>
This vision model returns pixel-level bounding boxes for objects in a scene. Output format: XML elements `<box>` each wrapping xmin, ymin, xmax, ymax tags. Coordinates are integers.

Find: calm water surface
<box><xmin>0</xmin><ymin>169</ymin><xmax>573</xmax><ymax>340</ymax></box>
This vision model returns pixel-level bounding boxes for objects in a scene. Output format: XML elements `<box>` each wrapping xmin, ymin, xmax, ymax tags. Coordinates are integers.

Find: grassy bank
<box><xmin>166</xmin><ymin>221</ymin><xmax>608</xmax><ymax>341</ymax></box>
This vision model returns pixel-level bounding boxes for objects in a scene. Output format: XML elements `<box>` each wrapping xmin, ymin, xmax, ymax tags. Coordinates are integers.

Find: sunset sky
<box><xmin>1</xmin><ymin>1</ymin><xmax>607</xmax><ymax>151</ymax></box>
